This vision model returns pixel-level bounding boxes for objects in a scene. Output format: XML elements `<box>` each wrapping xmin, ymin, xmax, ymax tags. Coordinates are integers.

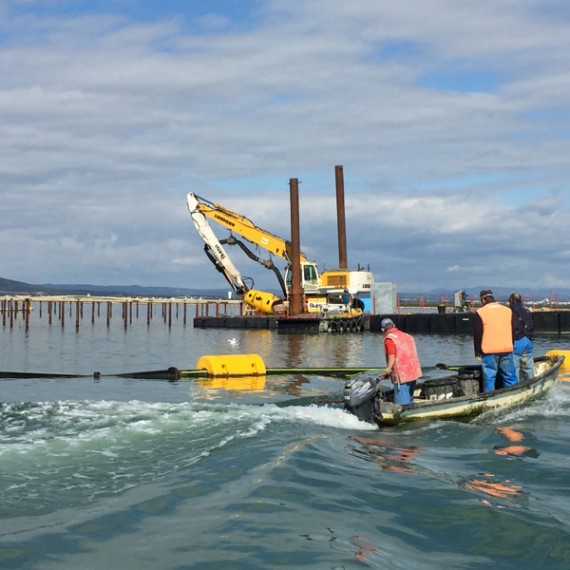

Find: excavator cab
<box><xmin>284</xmin><ymin>262</ymin><xmax>320</xmax><ymax>293</ymax></box>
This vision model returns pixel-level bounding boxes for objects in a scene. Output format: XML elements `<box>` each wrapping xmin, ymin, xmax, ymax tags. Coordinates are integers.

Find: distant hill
<box><xmin>0</xmin><ymin>277</ymin><xmax>233</xmax><ymax>298</ymax></box>
<box><xmin>0</xmin><ymin>277</ymin><xmax>58</xmax><ymax>295</ymax></box>
<box><xmin>38</xmin><ymin>282</ymin><xmax>234</xmax><ymax>298</ymax></box>
<box><xmin>2</xmin><ymin>276</ymin><xmax>570</xmax><ymax>301</ymax></box>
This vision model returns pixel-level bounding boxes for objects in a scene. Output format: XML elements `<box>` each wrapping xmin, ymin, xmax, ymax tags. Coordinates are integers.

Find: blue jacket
<box><xmin>511</xmin><ymin>301</ymin><xmax>534</xmax><ymax>340</ymax></box>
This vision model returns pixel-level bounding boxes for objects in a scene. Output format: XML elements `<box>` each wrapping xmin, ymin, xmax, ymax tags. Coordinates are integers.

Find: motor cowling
<box><xmin>343</xmin><ymin>376</ymin><xmax>381</xmax><ymax>424</ymax></box>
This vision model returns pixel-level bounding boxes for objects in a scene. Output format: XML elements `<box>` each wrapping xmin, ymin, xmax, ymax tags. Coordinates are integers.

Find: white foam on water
<box><xmin>259</xmin><ymin>403</ymin><xmax>378</xmax><ymax>430</ymax></box>
<box><xmin>0</xmin><ymin>399</ymin><xmax>289</xmax><ymax>512</ymax></box>
<box><xmin>480</xmin><ymin>383</ymin><xmax>570</xmax><ymax>425</ymax></box>
<box><xmin>1</xmin><ymin>397</ymin><xmax>376</xmax><ymax>453</ymax></box>
<box><xmin>0</xmin><ymin>397</ymin><xmax>375</xmax><ymax>510</ymax></box>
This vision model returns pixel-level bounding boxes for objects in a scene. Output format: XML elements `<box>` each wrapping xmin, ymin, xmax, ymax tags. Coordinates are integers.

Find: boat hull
<box><xmin>374</xmin><ymin>355</ymin><xmax>564</xmax><ymax>427</ymax></box>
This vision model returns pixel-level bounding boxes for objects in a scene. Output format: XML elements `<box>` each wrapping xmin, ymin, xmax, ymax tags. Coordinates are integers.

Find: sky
<box><xmin>1</xmin><ymin>0</ymin><xmax>570</xmax><ymax>295</ymax></box>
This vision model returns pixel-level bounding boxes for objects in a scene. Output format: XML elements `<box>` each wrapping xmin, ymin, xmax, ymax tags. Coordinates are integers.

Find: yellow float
<box><xmin>545</xmin><ymin>350</ymin><xmax>570</xmax><ymax>371</ymax></box>
<box><xmin>195</xmin><ymin>353</ymin><xmax>266</xmax><ymax>377</ymax></box>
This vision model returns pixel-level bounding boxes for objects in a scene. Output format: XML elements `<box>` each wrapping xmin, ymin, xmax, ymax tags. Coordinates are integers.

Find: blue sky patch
<box><xmin>418</xmin><ymin>69</ymin><xmax>502</xmax><ymax>93</ymax></box>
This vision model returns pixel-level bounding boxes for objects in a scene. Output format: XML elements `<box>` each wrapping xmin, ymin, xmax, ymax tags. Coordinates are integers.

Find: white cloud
<box><xmin>0</xmin><ymin>0</ymin><xmax>569</xmax><ymax>293</ymax></box>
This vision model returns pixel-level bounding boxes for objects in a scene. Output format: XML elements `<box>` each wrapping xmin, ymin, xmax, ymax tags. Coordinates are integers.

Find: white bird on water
<box><xmin>227</xmin><ymin>338</ymin><xmax>239</xmax><ymax>346</ymax></box>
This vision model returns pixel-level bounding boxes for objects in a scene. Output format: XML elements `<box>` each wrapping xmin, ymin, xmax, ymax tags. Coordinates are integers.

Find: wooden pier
<box><xmin>4</xmin><ymin>295</ymin><xmax>570</xmax><ymax>335</ymax></box>
<box><xmin>0</xmin><ymin>295</ymin><xmax>245</xmax><ymax>331</ymax></box>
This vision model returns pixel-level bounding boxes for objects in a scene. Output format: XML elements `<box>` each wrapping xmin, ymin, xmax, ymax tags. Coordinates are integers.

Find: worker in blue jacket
<box><xmin>509</xmin><ymin>292</ymin><xmax>534</xmax><ymax>382</ymax></box>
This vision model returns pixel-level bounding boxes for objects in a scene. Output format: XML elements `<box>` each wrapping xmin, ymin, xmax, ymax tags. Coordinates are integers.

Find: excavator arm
<box><xmin>187</xmin><ymin>195</ymin><xmax>249</xmax><ymax>296</ymax></box>
<box><xmin>186</xmin><ymin>193</ymin><xmax>285</xmax><ymax>314</ymax></box>
<box><xmin>187</xmin><ymin>192</ymin><xmax>310</xmax><ymax>264</ymax></box>
<box><xmin>221</xmin><ymin>235</ymin><xmax>288</xmax><ymax>297</ymax></box>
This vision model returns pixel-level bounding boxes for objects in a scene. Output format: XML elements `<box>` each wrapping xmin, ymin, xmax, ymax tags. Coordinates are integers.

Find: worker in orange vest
<box><xmin>473</xmin><ymin>290</ymin><xmax>517</xmax><ymax>392</ymax></box>
<box><xmin>381</xmin><ymin>318</ymin><xmax>422</xmax><ymax>404</ymax></box>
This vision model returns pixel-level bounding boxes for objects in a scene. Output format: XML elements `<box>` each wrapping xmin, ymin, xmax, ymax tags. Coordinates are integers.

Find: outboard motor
<box><xmin>343</xmin><ymin>376</ymin><xmax>381</xmax><ymax>424</ymax></box>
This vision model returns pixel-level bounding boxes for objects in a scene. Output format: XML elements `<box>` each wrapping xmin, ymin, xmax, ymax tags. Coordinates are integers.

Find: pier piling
<box><xmin>1</xmin><ymin>294</ymin><xmax>244</xmax><ymax>332</ymax></box>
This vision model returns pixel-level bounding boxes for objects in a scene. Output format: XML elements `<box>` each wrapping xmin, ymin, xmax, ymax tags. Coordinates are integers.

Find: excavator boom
<box><xmin>188</xmin><ymin>193</ymin><xmax>309</xmax><ymax>264</ymax></box>
<box><xmin>187</xmin><ymin>194</ymin><xmax>248</xmax><ymax>295</ymax></box>
<box><xmin>187</xmin><ymin>193</ymin><xmax>285</xmax><ymax>314</ymax></box>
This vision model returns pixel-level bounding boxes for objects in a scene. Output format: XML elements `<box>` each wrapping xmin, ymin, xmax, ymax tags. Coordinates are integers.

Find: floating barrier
<box><xmin>13</xmin><ymin>352</ymin><xmax>570</xmax><ymax>381</ymax></box>
<box><xmin>195</xmin><ymin>353</ymin><xmax>267</xmax><ymax>378</ymax></box>
<box><xmin>0</xmin><ymin>371</ymin><xmax>89</xmax><ymax>379</ymax></box>
<box><xmin>0</xmin><ymin>358</ymin><xmax>385</xmax><ymax>381</ymax></box>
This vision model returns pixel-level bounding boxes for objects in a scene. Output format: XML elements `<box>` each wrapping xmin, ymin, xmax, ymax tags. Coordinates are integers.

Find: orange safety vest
<box><xmin>384</xmin><ymin>328</ymin><xmax>422</xmax><ymax>383</ymax></box>
<box><xmin>476</xmin><ymin>303</ymin><xmax>513</xmax><ymax>354</ymax></box>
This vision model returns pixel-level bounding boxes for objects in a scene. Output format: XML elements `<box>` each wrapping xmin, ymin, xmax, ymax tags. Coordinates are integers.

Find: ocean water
<box><xmin>1</xmin><ymin>307</ymin><xmax>570</xmax><ymax>569</ymax></box>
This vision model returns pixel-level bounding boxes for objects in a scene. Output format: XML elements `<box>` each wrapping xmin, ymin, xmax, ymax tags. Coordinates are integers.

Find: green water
<box><xmin>1</xmin><ymin>314</ymin><xmax>570</xmax><ymax>569</ymax></box>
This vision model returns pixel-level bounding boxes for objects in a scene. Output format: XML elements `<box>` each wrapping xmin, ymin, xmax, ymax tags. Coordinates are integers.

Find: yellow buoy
<box><xmin>196</xmin><ymin>353</ymin><xmax>267</xmax><ymax>377</ymax></box>
<box><xmin>545</xmin><ymin>350</ymin><xmax>570</xmax><ymax>370</ymax></box>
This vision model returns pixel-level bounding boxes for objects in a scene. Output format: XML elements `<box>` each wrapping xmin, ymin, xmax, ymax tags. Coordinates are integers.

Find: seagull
<box><xmin>227</xmin><ymin>338</ymin><xmax>239</xmax><ymax>346</ymax></box>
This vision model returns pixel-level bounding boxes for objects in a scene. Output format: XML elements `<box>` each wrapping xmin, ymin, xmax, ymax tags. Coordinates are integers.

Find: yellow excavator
<box><xmin>186</xmin><ymin>192</ymin><xmax>372</xmax><ymax>315</ymax></box>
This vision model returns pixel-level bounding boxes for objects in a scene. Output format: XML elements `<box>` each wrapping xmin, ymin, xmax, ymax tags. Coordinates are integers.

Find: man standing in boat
<box><xmin>508</xmin><ymin>292</ymin><xmax>534</xmax><ymax>382</ymax></box>
<box><xmin>380</xmin><ymin>318</ymin><xmax>422</xmax><ymax>405</ymax></box>
<box><xmin>473</xmin><ymin>290</ymin><xmax>518</xmax><ymax>392</ymax></box>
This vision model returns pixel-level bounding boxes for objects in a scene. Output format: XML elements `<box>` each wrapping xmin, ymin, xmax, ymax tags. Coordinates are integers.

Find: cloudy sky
<box><xmin>2</xmin><ymin>0</ymin><xmax>569</xmax><ymax>294</ymax></box>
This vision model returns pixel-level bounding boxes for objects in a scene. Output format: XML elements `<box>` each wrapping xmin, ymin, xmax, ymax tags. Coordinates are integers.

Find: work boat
<box><xmin>344</xmin><ymin>354</ymin><xmax>564</xmax><ymax>428</ymax></box>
